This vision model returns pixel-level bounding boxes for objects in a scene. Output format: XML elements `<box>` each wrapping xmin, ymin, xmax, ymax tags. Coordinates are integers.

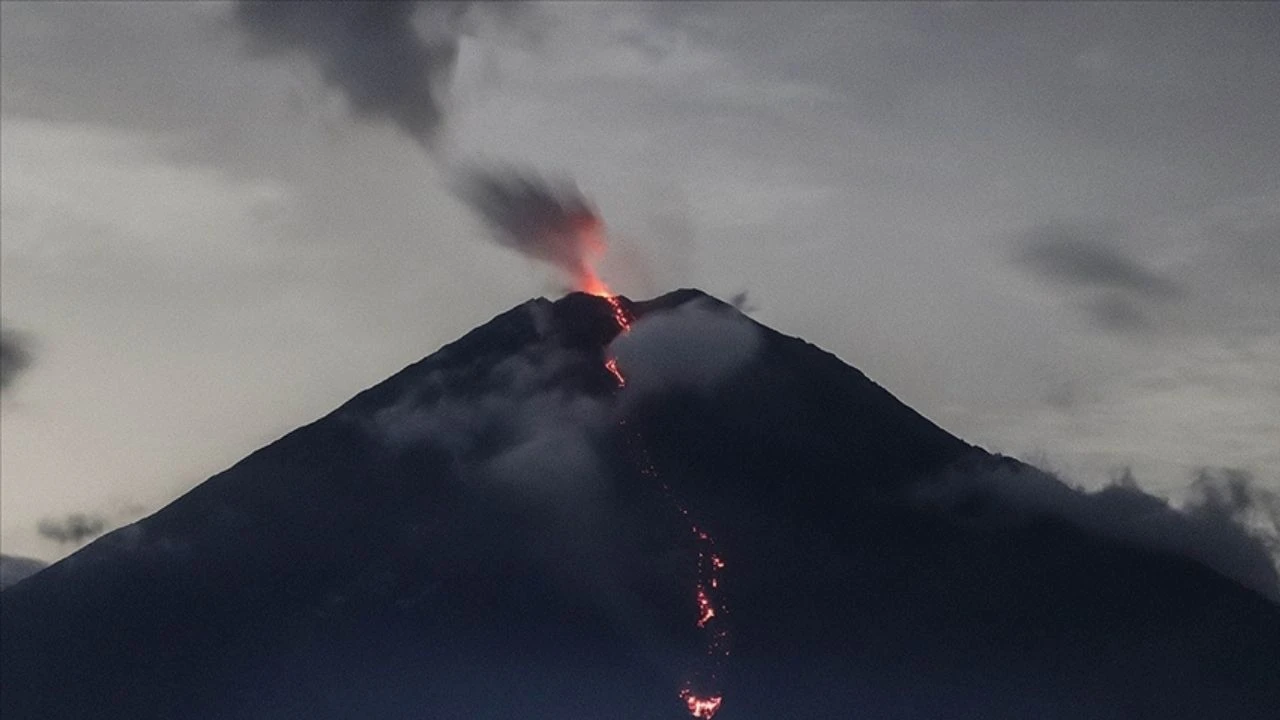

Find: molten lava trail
<box><xmin>600</xmin><ymin>294</ymin><xmax>730</xmax><ymax>719</ymax></box>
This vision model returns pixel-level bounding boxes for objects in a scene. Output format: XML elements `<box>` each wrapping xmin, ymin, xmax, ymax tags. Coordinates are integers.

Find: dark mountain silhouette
<box><xmin>3</xmin><ymin>289</ymin><xmax>1278</xmax><ymax>719</ymax></box>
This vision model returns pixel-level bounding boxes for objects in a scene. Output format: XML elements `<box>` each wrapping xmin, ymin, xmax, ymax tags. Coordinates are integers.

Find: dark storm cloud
<box><xmin>233</xmin><ymin>1</ymin><xmax>470</xmax><ymax>146</ymax></box>
<box><xmin>0</xmin><ymin>323</ymin><xmax>33</xmax><ymax>393</ymax></box>
<box><xmin>1015</xmin><ymin>224</ymin><xmax>1184</xmax><ymax>298</ymax></box>
<box><xmin>452</xmin><ymin>166</ymin><xmax>606</xmax><ymax>289</ymax></box>
<box><xmin>37</xmin><ymin>513</ymin><xmax>107</xmax><ymax>545</ymax></box>
<box><xmin>917</xmin><ymin>460</ymin><xmax>1280</xmax><ymax>601</ymax></box>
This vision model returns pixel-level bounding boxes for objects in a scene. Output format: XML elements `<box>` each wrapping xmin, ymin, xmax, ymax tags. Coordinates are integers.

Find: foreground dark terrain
<box><xmin>4</xmin><ymin>290</ymin><xmax>1278</xmax><ymax>719</ymax></box>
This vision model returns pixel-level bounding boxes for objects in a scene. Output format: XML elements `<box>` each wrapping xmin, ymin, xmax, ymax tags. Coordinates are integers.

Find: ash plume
<box><xmin>0</xmin><ymin>323</ymin><xmax>33</xmax><ymax>394</ymax></box>
<box><xmin>453</xmin><ymin>166</ymin><xmax>607</xmax><ymax>290</ymax></box>
<box><xmin>233</xmin><ymin>1</ymin><xmax>470</xmax><ymax>147</ymax></box>
<box><xmin>37</xmin><ymin>513</ymin><xmax>107</xmax><ymax>545</ymax></box>
<box><xmin>232</xmin><ymin>2</ymin><xmax>615</xmax><ymax>291</ymax></box>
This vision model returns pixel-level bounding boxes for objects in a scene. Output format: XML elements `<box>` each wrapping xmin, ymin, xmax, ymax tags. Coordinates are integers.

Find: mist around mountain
<box><xmin>3</xmin><ymin>289</ymin><xmax>1277</xmax><ymax>719</ymax></box>
<box><xmin>0</xmin><ymin>555</ymin><xmax>46</xmax><ymax>590</ymax></box>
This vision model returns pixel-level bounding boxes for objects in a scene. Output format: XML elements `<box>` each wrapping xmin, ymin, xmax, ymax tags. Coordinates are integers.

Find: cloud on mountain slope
<box><xmin>917</xmin><ymin>459</ymin><xmax>1280</xmax><ymax>602</ymax></box>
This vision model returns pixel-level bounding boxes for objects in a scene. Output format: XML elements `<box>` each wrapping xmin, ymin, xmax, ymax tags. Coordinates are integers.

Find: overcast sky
<box><xmin>2</xmin><ymin>1</ymin><xmax>1278</xmax><ymax>561</ymax></box>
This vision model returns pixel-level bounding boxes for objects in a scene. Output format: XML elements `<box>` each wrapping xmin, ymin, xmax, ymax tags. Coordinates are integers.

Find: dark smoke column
<box><xmin>232</xmin><ymin>1</ymin><xmax>616</xmax><ymax>293</ymax></box>
<box><xmin>1</xmin><ymin>324</ymin><xmax>33</xmax><ymax>394</ymax></box>
<box><xmin>452</xmin><ymin>166</ymin><xmax>613</xmax><ymax>294</ymax></box>
<box><xmin>234</xmin><ymin>0</ymin><xmax>468</xmax><ymax>147</ymax></box>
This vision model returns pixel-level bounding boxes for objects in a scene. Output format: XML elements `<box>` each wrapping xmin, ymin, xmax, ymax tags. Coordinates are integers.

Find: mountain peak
<box><xmin>4</xmin><ymin>289</ymin><xmax>1278</xmax><ymax>719</ymax></box>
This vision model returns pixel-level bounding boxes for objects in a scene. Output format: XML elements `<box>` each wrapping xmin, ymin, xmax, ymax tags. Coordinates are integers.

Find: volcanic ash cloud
<box><xmin>452</xmin><ymin>166</ymin><xmax>612</xmax><ymax>294</ymax></box>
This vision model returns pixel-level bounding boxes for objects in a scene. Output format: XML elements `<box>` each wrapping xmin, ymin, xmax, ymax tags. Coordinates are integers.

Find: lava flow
<box><xmin>681</xmin><ymin>688</ymin><xmax>725</xmax><ymax>719</ymax></box>
<box><xmin>589</xmin><ymin>278</ymin><xmax>729</xmax><ymax>719</ymax></box>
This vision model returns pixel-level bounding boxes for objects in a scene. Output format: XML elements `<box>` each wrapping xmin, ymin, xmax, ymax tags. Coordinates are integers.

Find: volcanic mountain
<box><xmin>3</xmin><ymin>290</ymin><xmax>1278</xmax><ymax>719</ymax></box>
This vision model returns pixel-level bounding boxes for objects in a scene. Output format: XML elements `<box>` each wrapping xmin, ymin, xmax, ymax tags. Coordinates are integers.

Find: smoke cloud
<box><xmin>0</xmin><ymin>323</ymin><xmax>33</xmax><ymax>394</ymax></box>
<box><xmin>37</xmin><ymin>513</ymin><xmax>107</xmax><ymax>545</ymax></box>
<box><xmin>452</xmin><ymin>166</ymin><xmax>607</xmax><ymax>290</ymax></box>
<box><xmin>233</xmin><ymin>1</ymin><xmax>470</xmax><ymax>147</ymax></box>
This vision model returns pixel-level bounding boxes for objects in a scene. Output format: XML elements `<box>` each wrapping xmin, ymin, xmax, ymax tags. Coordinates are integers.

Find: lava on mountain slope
<box><xmin>596</xmin><ymin>290</ymin><xmax>730</xmax><ymax>719</ymax></box>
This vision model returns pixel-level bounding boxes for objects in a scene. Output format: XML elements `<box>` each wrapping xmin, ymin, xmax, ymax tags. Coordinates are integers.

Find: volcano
<box><xmin>3</xmin><ymin>289</ymin><xmax>1278</xmax><ymax>719</ymax></box>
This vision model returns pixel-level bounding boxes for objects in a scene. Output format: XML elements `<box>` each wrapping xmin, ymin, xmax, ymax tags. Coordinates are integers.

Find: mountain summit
<box><xmin>4</xmin><ymin>289</ymin><xmax>1278</xmax><ymax>719</ymax></box>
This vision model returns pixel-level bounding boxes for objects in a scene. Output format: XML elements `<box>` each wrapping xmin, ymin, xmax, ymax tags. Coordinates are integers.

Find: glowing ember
<box><xmin>680</xmin><ymin>688</ymin><xmax>725</xmax><ymax>719</ymax></box>
<box><xmin>599</xmin><ymin>288</ymin><xmax>729</xmax><ymax>719</ymax></box>
<box><xmin>603</xmin><ymin>295</ymin><xmax>632</xmax><ymax>332</ymax></box>
<box><xmin>696</xmin><ymin>586</ymin><xmax>716</xmax><ymax>627</ymax></box>
<box><xmin>604</xmin><ymin>357</ymin><xmax>626</xmax><ymax>386</ymax></box>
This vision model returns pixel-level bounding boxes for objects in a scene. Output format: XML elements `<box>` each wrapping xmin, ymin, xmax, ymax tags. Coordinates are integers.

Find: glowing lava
<box><xmin>575</xmin><ymin>210</ymin><xmax>728</xmax><ymax>718</ymax></box>
<box><xmin>598</xmin><ymin>292</ymin><xmax>730</xmax><ymax>719</ymax></box>
<box><xmin>680</xmin><ymin>688</ymin><xmax>725</xmax><ymax>719</ymax></box>
<box><xmin>604</xmin><ymin>357</ymin><xmax>626</xmax><ymax>387</ymax></box>
<box><xmin>696</xmin><ymin>586</ymin><xmax>716</xmax><ymax>628</ymax></box>
<box><xmin>569</xmin><ymin>212</ymin><xmax>617</xmax><ymax>301</ymax></box>
<box><xmin>579</xmin><ymin>273</ymin><xmax>614</xmax><ymax>299</ymax></box>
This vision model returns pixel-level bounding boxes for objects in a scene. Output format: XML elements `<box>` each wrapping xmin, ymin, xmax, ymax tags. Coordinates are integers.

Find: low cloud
<box><xmin>609</xmin><ymin>299</ymin><xmax>761</xmax><ymax>400</ymax></box>
<box><xmin>0</xmin><ymin>555</ymin><xmax>47</xmax><ymax>590</ymax></box>
<box><xmin>369</xmin><ymin>302</ymin><xmax>614</xmax><ymax>499</ymax></box>
<box><xmin>363</xmin><ymin>296</ymin><xmax>764</xmax><ymax>540</ymax></box>
<box><xmin>1187</xmin><ymin>467</ymin><xmax>1280</xmax><ymax>558</ymax></box>
<box><xmin>916</xmin><ymin>460</ymin><xmax>1280</xmax><ymax>602</ymax></box>
<box><xmin>36</xmin><ymin>513</ymin><xmax>107</xmax><ymax>545</ymax></box>
<box><xmin>371</xmin><ymin>298</ymin><xmax>763</xmax><ymax>470</ymax></box>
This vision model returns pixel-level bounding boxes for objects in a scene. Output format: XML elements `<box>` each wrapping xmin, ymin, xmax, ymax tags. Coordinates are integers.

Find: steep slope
<box><xmin>3</xmin><ymin>290</ymin><xmax>1277</xmax><ymax>720</ymax></box>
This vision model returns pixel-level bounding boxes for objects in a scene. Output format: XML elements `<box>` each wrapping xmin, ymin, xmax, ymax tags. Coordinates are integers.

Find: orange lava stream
<box><xmin>598</xmin><ymin>292</ymin><xmax>729</xmax><ymax>719</ymax></box>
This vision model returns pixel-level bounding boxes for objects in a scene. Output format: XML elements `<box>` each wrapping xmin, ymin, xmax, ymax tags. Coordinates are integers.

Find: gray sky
<box><xmin>2</xmin><ymin>1</ymin><xmax>1277</xmax><ymax>561</ymax></box>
